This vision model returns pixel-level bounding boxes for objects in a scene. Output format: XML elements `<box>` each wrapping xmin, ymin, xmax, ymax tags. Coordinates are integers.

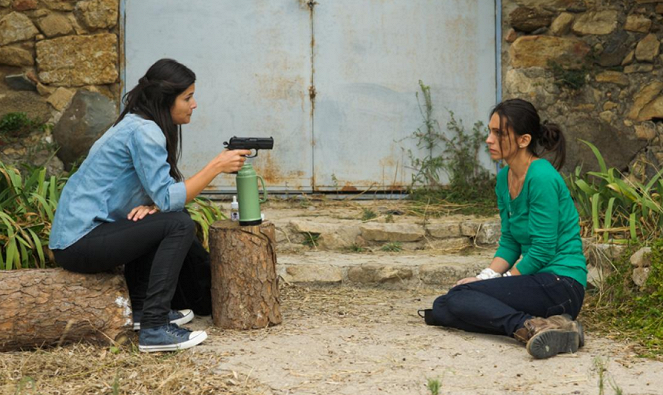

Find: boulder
<box><xmin>509</xmin><ymin>35</ymin><xmax>590</xmax><ymax>69</ymax></box>
<box><xmin>52</xmin><ymin>90</ymin><xmax>117</xmax><ymax>168</ymax></box>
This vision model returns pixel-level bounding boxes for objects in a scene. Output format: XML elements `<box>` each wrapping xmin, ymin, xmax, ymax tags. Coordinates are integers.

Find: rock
<box><xmin>13</xmin><ymin>0</ymin><xmax>37</xmax><ymax>11</ymax></box>
<box><xmin>599</xmin><ymin>111</ymin><xmax>616</xmax><ymax>124</ymax></box>
<box><xmin>36</xmin><ymin>33</ymin><xmax>118</xmax><ymax>86</ymax></box>
<box><xmin>75</xmin><ymin>0</ymin><xmax>118</xmax><ymax>29</ymax></box>
<box><xmin>347</xmin><ymin>265</ymin><xmax>413</xmax><ymax>284</ymax></box>
<box><xmin>595</xmin><ymin>71</ymin><xmax>629</xmax><ymax>87</ymax></box>
<box><xmin>0</xmin><ymin>91</ymin><xmax>51</xmax><ymax>123</ymax></box>
<box><xmin>0</xmin><ymin>45</ymin><xmax>34</xmax><ymax>66</ymax></box>
<box><xmin>36</xmin><ymin>12</ymin><xmax>74</xmax><ymax>37</ymax></box>
<box><xmin>426</xmin><ymin>238</ymin><xmax>472</xmax><ymax>251</ymax></box>
<box><xmin>460</xmin><ymin>221</ymin><xmax>481</xmax><ymax>237</ymax></box>
<box><xmin>288</xmin><ymin>219</ymin><xmax>360</xmax><ymax>250</ymax></box>
<box><xmin>550</xmin><ymin>12</ymin><xmax>574</xmax><ymax>36</ymax></box>
<box><xmin>282</xmin><ymin>264</ymin><xmax>343</xmax><ymax>284</ymax></box>
<box><xmin>603</xmin><ymin>101</ymin><xmax>618</xmax><ymax>111</ymax></box>
<box><xmin>4</xmin><ymin>73</ymin><xmax>36</xmax><ymax>91</ymax></box>
<box><xmin>571</xmin><ymin>10</ymin><xmax>619</xmax><ymax>35</ymax></box>
<box><xmin>598</xmin><ymin>31</ymin><xmax>635</xmax><ymax>67</ymax></box>
<box><xmin>637</xmin><ymin>96</ymin><xmax>663</xmax><ymax>122</ymax></box>
<box><xmin>563</xmin><ymin>113</ymin><xmax>647</xmax><ymax>174</ymax></box>
<box><xmin>624</xmin><ymin>63</ymin><xmax>654</xmax><ymax>74</ymax></box>
<box><xmin>427</xmin><ymin>222</ymin><xmax>461</xmax><ymax>239</ymax></box>
<box><xmin>635</xmin><ymin>122</ymin><xmax>657</xmax><ymax>140</ymax></box>
<box><xmin>509</xmin><ymin>35</ymin><xmax>590</xmax><ymax>69</ymax></box>
<box><xmin>52</xmin><ymin>90</ymin><xmax>117</xmax><ymax>168</ymax></box>
<box><xmin>41</xmin><ymin>0</ymin><xmax>75</xmax><ymax>11</ymax></box>
<box><xmin>0</xmin><ymin>0</ymin><xmax>10</xmax><ymax>6</ymax></box>
<box><xmin>419</xmin><ymin>263</ymin><xmax>483</xmax><ymax>287</ymax></box>
<box><xmin>509</xmin><ymin>6</ymin><xmax>554</xmax><ymax>33</ymax></box>
<box><xmin>630</xmin><ymin>247</ymin><xmax>652</xmax><ymax>268</ymax></box>
<box><xmin>46</xmin><ymin>87</ymin><xmax>75</xmax><ymax>111</ymax></box>
<box><xmin>515</xmin><ymin>0</ymin><xmax>587</xmax><ymax>12</ymax></box>
<box><xmin>476</xmin><ymin>221</ymin><xmax>501</xmax><ymax>245</ymax></box>
<box><xmin>505</xmin><ymin>28</ymin><xmax>517</xmax><ymax>43</ymax></box>
<box><xmin>36</xmin><ymin>82</ymin><xmax>55</xmax><ymax>96</ymax></box>
<box><xmin>622</xmin><ymin>50</ymin><xmax>635</xmax><ymax>66</ymax></box>
<box><xmin>632</xmin><ymin>267</ymin><xmax>651</xmax><ymax>288</ymax></box>
<box><xmin>625</xmin><ymin>14</ymin><xmax>652</xmax><ymax>32</ymax></box>
<box><xmin>359</xmin><ymin>223</ymin><xmax>424</xmax><ymax>242</ymax></box>
<box><xmin>635</xmin><ymin>33</ymin><xmax>660</xmax><ymax>62</ymax></box>
<box><xmin>0</xmin><ymin>12</ymin><xmax>39</xmax><ymax>46</ymax></box>
<box><xmin>657</xmin><ymin>4</ymin><xmax>663</xmax><ymax>13</ymax></box>
<box><xmin>628</xmin><ymin>81</ymin><xmax>663</xmax><ymax>120</ymax></box>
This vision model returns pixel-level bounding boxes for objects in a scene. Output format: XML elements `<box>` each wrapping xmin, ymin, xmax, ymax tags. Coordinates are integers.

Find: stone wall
<box><xmin>0</xmin><ymin>0</ymin><xmax>119</xmax><ymax>171</ymax></box>
<box><xmin>503</xmin><ymin>0</ymin><xmax>663</xmax><ymax>178</ymax></box>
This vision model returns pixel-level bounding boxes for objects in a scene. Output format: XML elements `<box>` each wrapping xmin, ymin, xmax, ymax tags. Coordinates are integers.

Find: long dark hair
<box><xmin>116</xmin><ymin>58</ymin><xmax>196</xmax><ymax>181</ymax></box>
<box><xmin>490</xmin><ymin>98</ymin><xmax>566</xmax><ymax>170</ymax></box>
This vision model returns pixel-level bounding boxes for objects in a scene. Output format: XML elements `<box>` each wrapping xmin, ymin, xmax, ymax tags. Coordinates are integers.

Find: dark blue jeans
<box><xmin>53</xmin><ymin>211</ymin><xmax>196</xmax><ymax>330</ymax></box>
<box><xmin>431</xmin><ymin>273</ymin><xmax>585</xmax><ymax>337</ymax></box>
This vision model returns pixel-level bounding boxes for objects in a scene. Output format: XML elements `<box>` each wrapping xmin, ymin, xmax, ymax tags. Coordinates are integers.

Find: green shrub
<box><xmin>0</xmin><ymin>112</ymin><xmax>42</xmax><ymax>138</ymax></box>
<box><xmin>1</xmin><ymin>160</ymin><xmax>225</xmax><ymax>269</ymax></box>
<box><xmin>566</xmin><ymin>140</ymin><xmax>663</xmax><ymax>243</ymax></box>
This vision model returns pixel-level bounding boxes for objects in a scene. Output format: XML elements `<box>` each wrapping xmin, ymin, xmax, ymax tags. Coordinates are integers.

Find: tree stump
<box><xmin>209</xmin><ymin>220</ymin><xmax>282</xmax><ymax>329</ymax></box>
<box><xmin>0</xmin><ymin>269</ymin><xmax>132</xmax><ymax>351</ymax></box>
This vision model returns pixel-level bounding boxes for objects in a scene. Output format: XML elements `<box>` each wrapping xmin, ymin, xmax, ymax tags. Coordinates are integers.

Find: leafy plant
<box><xmin>404</xmin><ymin>80</ymin><xmax>496</xmax><ymax>213</ymax></box>
<box><xmin>0</xmin><ymin>112</ymin><xmax>43</xmax><ymax>138</ymax></box>
<box><xmin>566</xmin><ymin>140</ymin><xmax>663</xmax><ymax>243</ymax></box>
<box><xmin>348</xmin><ymin>243</ymin><xmax>365</xmax><ymax>253</ymax></box>
<box><xmin>381</xmin><ymin>242</ymin><xmax>402</xmax><ymax>252</ymax></box>
<box><xmin>302</xmin><ymin>232</ymin><xmax>320</xmax><ymax>248</ymax></box>
<box><xmin>186</xmin><ymin>197</ymin><xmax>226</xmax><ymax>251</ymax></box>
<box><xmin>0</xmin><ymin>162</ymin><xmax>68</xmax><ymax>269</ymax></box>
<box><xmin>548</xmin><ymin>60</ymin><xmax>589</xmax><ymax>90</ymax></box>
<box><xmin>361</xmin><ymin>208</ymin><xmax>377</xmax><ymax>221</ymax></box>
<box><xmin>427</xmin><ymin>378</ymin><xmax>441</xmax><ymax>395</ymax></box>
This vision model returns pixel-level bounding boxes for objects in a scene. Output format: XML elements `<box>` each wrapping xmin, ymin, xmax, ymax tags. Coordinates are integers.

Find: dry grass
<box><xmin>0</xmin><ymin>340</ymin><xmax>268</xmax><ymax>395</ymax></box>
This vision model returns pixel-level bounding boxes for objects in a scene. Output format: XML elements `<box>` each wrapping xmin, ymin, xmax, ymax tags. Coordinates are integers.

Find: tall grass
<box><xmin>567</xmin><ymin>140</ymin><xmax>663</xmax><ymax>243</ymax></box>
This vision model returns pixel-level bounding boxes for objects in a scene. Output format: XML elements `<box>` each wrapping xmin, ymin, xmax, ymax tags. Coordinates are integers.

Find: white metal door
<box><xmin>124</xmin><ymin>1</ymin><xmax>496</xmax><ymax>192</ymax></box>
<box><xmin>124</xmin><ymin>0</ymin><xmax>313</xmax><ymax>192</ymax></box>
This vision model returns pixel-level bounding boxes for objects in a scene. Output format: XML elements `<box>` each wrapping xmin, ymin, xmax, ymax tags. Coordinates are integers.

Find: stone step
<box><xmin>268</xmin><ymin>215</ymin><xmax>501</xmax><ymax>253</ymax></box>
<box><xmin>276</xmin><ymin>249</ymin><xmax>496</xmax><ymax>289</ymax></box>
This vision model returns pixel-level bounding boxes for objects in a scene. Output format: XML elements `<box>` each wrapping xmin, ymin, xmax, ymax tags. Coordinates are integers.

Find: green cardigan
<box><xmin>495</xmin><ymin>159</ymin><xmax>587</xmax><ymax>287</ymax></box>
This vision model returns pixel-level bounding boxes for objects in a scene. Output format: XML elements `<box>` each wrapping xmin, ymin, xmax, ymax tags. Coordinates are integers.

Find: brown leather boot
<box><xmin>513</xmin><ymin>315</ymin><xmax>583</xmax><ymax>359</ymax></box>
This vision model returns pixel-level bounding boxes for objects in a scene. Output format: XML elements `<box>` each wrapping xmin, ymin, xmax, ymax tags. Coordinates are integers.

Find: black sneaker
<box><xmin>138</xmin><ymin>324</ymin><xmax>207</xmax><ymax>353</ymax></box>
<box><xmin>132</xmin><ymin>309</ymin><xmax>194</xmax><ymax>330</ymax></box>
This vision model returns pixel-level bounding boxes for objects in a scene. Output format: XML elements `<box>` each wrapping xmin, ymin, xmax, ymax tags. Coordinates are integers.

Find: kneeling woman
<box><xmin>427</xmin><ymin>99</ymin><xmax>587</xmax><ymax>359</ymax></box>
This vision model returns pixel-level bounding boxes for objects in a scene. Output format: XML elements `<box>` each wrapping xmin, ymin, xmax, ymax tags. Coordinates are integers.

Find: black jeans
<box><xmin>430</xmin><ymin>273</ymin><xmax>585</xmax><ymax>337</ymax></box>
<box><xmin>53</xmin><ymin>211</ymin><xmax>196</xmax><ymax>330</ymax></box>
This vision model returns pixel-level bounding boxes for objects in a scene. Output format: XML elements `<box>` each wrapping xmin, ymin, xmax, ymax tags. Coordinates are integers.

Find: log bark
<box><xmin>209</xmin><ymin>220</ymin><xmax>282</xmax><ymax>329</ymax></box>
<box><xmin>0</xmin><ymin>269</ymin><xmax>132</xmax><ymax>351</ymax></box>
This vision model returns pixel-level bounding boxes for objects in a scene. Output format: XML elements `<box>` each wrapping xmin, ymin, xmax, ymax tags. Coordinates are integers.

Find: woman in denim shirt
<box><xmin>423</xmin><ymin>99</ymin><xmax>587</xmax><ymax>359</ymax></box>
<box><xmin>49</xmin><ymin>59</ymin><xmax>251</xmax><ymax>352</ymax></box>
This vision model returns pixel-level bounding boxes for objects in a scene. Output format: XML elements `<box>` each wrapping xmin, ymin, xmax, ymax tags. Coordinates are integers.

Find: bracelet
<box><xmin>476</xmin><ymin>268</ymin><xmax>502</xmax><ymax>280</ymax></box>
<box><xmin>503</xmin><ymin>271</ymin><xmax>512</xmax><ymax>277</ymax></box>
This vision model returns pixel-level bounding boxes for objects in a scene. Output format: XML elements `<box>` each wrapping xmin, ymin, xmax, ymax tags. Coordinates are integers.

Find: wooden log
<box><xmin>209</xmin><ymin>220</ymin><xmax>282</xmax><ymax>329</ymax></box>
<box><xmin>0</xmin><ymin>269</ymin><xmax>132</xmax><ymax>351</ymax></box>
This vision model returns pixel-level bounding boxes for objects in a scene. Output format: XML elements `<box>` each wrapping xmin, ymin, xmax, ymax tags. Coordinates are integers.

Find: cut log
<box><xmin>0</xmin><ymin>269</ymin><xmax>132</xmax><ymax>351</ymax></box>
<box><xmin>209</xmin><ymin>220</ymin><xmax>282</xmax><ymax>329</ymax></box>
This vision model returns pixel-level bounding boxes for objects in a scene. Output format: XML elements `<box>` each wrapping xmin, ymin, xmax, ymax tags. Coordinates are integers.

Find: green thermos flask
<box><xmin>236</xmin><ymin>163</ymin><xmax>267</xmax><ymax>226</ymax></box>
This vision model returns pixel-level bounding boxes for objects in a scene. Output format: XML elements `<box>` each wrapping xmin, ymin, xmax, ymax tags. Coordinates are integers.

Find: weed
<box><xmin>594</xmin><ymin>357</ymin><xmax>623</xmax><ymax>395</ymax></box>
<box><xmin>404</xmin><ymin>80</ymin><xmax>496</xmax><ymax>215</ymax></box>
<box><xmin>548</xmin><ymin>60</ymin><xmax>589</xmax><ymax>90</ymax></box>
<box><xmin>427</xmin><ymin>378</ymin><xmax>441</xmax><ymax>395</ymax></box>
<box><xmin>348</xmin><ymin>243</ymin><xmax>365</xmax><ymax>253</ymax></box>
<box><xmin>0</xmin><ymin>112</ymin><xmax>43</xmax><ymax>138</ymax></box>
<box><xmin>381</xmin><ymin>242</ymin><xmax>402</xmax><ymax>252</ymax></box>
<box><xmin>361</xmin><ymin>208</ymin><xmax>377</xmax><ymax>221</ymax></box>
<box><xmin>385</xmin><ymin>213</ymin><xmax>394</xmax><ymax>223</ymax></box>
<box><xmin>302</xmin><ymin>232</ymin><xmax>320</xmax><ymax>248</ymax></box>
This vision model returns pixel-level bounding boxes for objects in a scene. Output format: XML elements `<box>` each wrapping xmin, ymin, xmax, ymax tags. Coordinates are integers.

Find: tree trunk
<box><xmin>0</xmin><ymin>269</ymin><xmax>132</xmax><ymax>351</ymax></box>
<box><xmin>209</xmin><ymin>220</ymin><xmax>282</xmax><ymax>329</ymax></box>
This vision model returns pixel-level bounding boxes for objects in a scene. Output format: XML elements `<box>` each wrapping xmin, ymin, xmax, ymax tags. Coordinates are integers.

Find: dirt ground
<box><xmin>190</xmin><ymin>285</ymin><xmax>663</xmax><ymax>395</ymax></box>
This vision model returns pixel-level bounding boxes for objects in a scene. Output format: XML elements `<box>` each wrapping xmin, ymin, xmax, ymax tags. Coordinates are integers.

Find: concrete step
<box><xmin>276</xmin><ymin>248</ymin><xmax>496</xmax><ymax>289</ymax></box>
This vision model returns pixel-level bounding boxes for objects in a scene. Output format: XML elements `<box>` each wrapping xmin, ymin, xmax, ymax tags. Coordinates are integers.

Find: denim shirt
<box><xmin>49</xmin><ymin>113</ymin><xmax>187</xmax><ymax>250</ymax></box>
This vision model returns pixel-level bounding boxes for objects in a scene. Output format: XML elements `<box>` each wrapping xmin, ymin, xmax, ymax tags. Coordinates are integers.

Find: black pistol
<box><xmin>223</xmin><ymin>136</ymin><xmax>274</xmax><ymax>158</ymax></box>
